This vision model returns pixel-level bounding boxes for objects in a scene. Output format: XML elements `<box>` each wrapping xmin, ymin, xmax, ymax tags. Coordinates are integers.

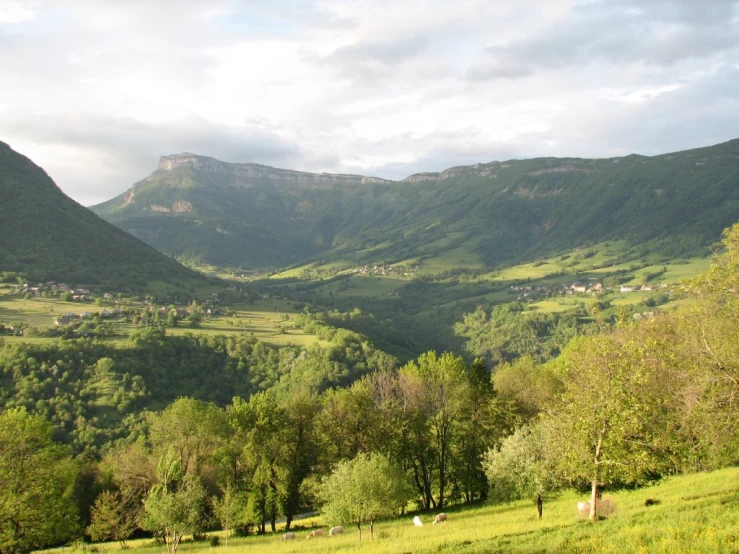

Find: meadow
<box><xmin>0</xmin><ymin>292</ymin><xmax>329</xmax><ymax>348</ymax></box>
<box><xmin>76</xmin><ymin>467</ymin><xmax>738</xmax><ymax>554</ymax></box>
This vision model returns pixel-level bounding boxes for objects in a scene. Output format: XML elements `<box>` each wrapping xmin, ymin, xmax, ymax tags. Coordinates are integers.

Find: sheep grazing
<box><xmin>413</xmin><ymin>516</ymin><xmax>423</xmax><ymax>527</ymax></box>
<box><xmin>281</xmin><ymin>532</ymin><xmax>296</xmax><ymax>540</ymax></box>
<box><xmin>432</xmin><ymin>513</ymin><xmax>447</xmax><ymax>525</ymax></box>
<box><xmin>577</xmin><ymin>501</ymin><xmax>591</xmax><ymax>517</ymax></box>
<box><xmin>306</xmin><ymin>529</ymin><xmax>324</xmax><ymax>540</ymax></box>
<box><xmin>329</xmin><ymin>526</ymin><xmax>344</xmax><ymax>536</ymax></box>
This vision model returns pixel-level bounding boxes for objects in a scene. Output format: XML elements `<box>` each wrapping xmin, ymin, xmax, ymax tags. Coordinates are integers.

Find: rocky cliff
<box><xmin>157</xmin><ymin>153</ymin><xmax>391</xmax><ymax>189</ymax></box>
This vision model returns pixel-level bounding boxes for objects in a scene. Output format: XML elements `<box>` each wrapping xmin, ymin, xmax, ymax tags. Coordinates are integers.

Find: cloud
<box><xmin>470</xmin><ymin>0</ymin><xmax>739</xmax><ymax>81</ymax></box>
<box><xmin>3</xmin><ymin>113</ymin><xmax>300</xmax><ymax>205</ymax></box>
<box><xmin>0</xmin><ymin>0</ymin><xmax>737</xmax><ymax>205</ymax></box>
<box><xmin>319</xmin><ymin>35</ymin><xmax>431</xmax><ymax>81</ymax></box>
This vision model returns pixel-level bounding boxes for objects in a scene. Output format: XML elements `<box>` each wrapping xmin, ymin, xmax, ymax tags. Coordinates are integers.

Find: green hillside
<box><xmin>87</xmin><ymin>467</ymin><xmax>738</xmax><ymax>554</ymax></box>
<box><xmin>0</xmin><ymin>142</ymin><xmax>207</xmax><ymax>290</ymax></box>
<box><xmin>93</xmin><ymin>140</ymin><xmax>739</xmax><ymax>270</ymax></box>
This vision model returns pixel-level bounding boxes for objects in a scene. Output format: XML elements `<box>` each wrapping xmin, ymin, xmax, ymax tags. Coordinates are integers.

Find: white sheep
<box><xmin>329</xmin><ymin>526</ymin><xmax>344</xmax><ymax>536</ymax></box>
<box><xmin>432</xmin><ymin>513</ymin><xmax>447</xmax><ymax>525</ymax></box>
<box><xmin>306</xmin><ymin>529</ymin><xmax>324</xmax><ymax>539</ymax></box>
<box><xmin>413</xmin><ymin>516</ymin><xmax>423</xmax><ymax>527</ymax></box>
<box><xmin>282</xmin><ymin>532</ymin><xmax>296</xmax><ymax>540</ymax></box>
<box><xmin>577</xmin><ymin>501</ymin><xmax>591</xmax><ymax>517</ymax></box>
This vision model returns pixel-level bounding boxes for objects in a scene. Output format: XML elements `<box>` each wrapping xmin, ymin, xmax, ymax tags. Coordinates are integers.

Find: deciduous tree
<box><xmin>319</xmin><ymin>453</ymin><xmax>413</xmax><ymax>541</ymax></box>
<box><xmin>0</xmin><ymin>408</ymin><xmax>79</xmax><ymax>554</ymax></box>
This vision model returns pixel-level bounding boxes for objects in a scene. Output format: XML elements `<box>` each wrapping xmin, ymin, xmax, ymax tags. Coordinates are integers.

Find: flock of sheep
<box><xmin>280</xmin><ymin>513</ymin><xmax>448</xmax><ymax>540</ymax></box>
<box><xmin>280</xmin><ymin>499</ymin><xmax>618</xmax><ymax>542</ymax></box>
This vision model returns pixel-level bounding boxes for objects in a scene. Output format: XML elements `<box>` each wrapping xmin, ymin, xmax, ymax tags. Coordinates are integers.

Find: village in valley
<box><xmin>509</xmin><ymin>279</ymin><xmax>671</xmax><ymax>303</ymax></box>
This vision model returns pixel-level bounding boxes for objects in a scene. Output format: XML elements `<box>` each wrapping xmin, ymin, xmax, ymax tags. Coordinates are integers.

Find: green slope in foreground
<box><xmin>84</xmin><ymin>467</ymin><xmax>738</xmax><ymax>554</ymax></box>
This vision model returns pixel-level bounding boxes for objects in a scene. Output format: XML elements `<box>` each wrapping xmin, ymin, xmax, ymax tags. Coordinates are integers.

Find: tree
<box><xmin>141</xmin><ymin>451</ymin><xmax>207</xmax><ymax>554</ymax></box>
<box><xmin>318</xmin><ymin>380</ymin><xmax>378</xmax><ymax>463</ymax></box>
<box><xmin>541</xmin><ymin>332</ymin><xmax>676</xmax><ymax>520</ymax></box>
<box><xmin>0</xmin><ymin>408</ymin><xmax>80</xmax><ymax>554</ymax></box>
<box><xmin>280</xmin><ymin>391</ymin><xmax>319</xmax><ymax>530</ymax></box>
<box><xmin>679</xmin><ymin>222</ymin><xmax>739</xmax><ymax>467</ymax></box>
<box><xmin>227</xmin><ymin>393</ymin><xmax>285</xmax><ymax>534</ymax></box>
<box><xmin>99</xmin><ymin>439</ymin><xmax>157</xmax><ymax>535</ymax></box>
<box><xmin>213</xmin><ymin>482</ymin><xmax>247</xmax><ymax>548</ymax></box>
<box><xmin>148</xmin><ymin>397</ymin><xmax>226</xmax><ymax>481</ymax></box>
<box><xmin>413</xmin><ymin>351</ymin><xmax>469</xmax><ymax>509</ymax></box>
<box><xmin>492</xmin><ymin>355</ymin><xmax>561</xmax><ymax>420</ymax></box>
<box><xmin>457</xmin><ymin>358</ymin><xmax>505</xmax><ymax>502</ymax></box>
<box><xmin>319</xmin><ymin>453</ymin><xmax>413</xmax><ymax>541</ymax></box>
<box><xmin>482</xmin><ymin>423</ymin><xmax>559</xmax><ymax>518</ymax></box>
<box><xmin>86</xmin><ymin>491</ymin><xmax>137</xmax><ymax>548</ymax></box>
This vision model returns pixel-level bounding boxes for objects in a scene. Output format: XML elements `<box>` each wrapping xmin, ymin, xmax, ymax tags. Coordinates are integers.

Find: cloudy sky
<box><xmin>1</xmin><ymin>0</ymin><xmax>738</xmax><ymax>205</ymax></box>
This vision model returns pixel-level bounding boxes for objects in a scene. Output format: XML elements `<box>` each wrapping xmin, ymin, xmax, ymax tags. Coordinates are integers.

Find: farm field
<box><xmin>0</xmin><ymin>295</ymin><xmax>329</xmax><ymax>348</ymax></box>
<box><xmin>77</xmin><ymin>467</ymin><xmax>738</xmax><ymax>554</ymax></box>
<box><xmin>0</xmin><ymin>294</ymin><xmax>84</xmax><ymax>328</ymax></box>
<box><xmin>169</xmin><ymin>299</ymin><xmax>330</xmax><ymax>347</ymax></box>
<box><xmin>312</xmin><ymin>276</ymin><xmax>405</xmax><ymax>298</ymax></box>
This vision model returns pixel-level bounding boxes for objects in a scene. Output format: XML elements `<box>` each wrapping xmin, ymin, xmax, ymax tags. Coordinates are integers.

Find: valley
<box><xmin>0</xmin><ymin>140</ymin><xmax>737</xmax><ymax>554</ymax></box>
<box><xmin>4</xmin><ymin>4</ymin><xmax>739</xmax><ymax>553</ymax></box>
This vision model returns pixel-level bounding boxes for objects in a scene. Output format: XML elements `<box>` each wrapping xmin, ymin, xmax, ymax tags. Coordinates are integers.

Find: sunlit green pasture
<box><xmin>529</xmin><ymin>298</ymin><xmax>584</xmax><ymax>313</ymax></box>
<box><xmin>80</xmin><ymin>467</ymin><xmax>738</xmax><ymax>554</ymax></box>
<box><xmin>313</xmin><ymin>276</ymin><xmax>405</xmax><ymax>298</ymax></box>
<box><xmin>170</xmin><ymin>320</ymin><xmax>326</xmax><ymax>349</ymax></box>
<box><xmin>142</xmin><ymin>298</ymin><xmax>330</xmax><ymax>347</ymax></box>
<box><xmin>415</xmin><ymin>243</ymin><xmax>483</xmax><ymax>275</ymax></box>
<box><xmin>0</xmin><ymin>296</ymin><xmax>329</xmax><ymax>349</ymax></box>
<box><xmin>272</xmin><ymin>260</ymin><xmax>353</xmax><ymax>279</ymax></box>
<box><xmin>0</xmin><ymin>296</ymin><xmax>83</xmax><ymax>327</ymax></box>
<box><xmin>134</xmin><ymin>279</ymin><xmax>224</xmax><ymax>299</ymax></box>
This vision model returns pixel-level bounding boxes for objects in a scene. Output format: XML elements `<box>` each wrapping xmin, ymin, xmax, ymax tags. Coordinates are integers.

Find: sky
<box><xmin>1</xmin><ymin>0</ymin><xmax>738</xmax><ymax>206</ymax></box>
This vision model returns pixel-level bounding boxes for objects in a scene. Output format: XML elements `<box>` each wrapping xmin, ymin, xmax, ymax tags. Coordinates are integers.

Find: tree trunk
<box><xmin>437</xmin><ymin>420</ymin><xmax>450</xmax><ymax>510</ymax></box>
<box><xmin>589</xmin><ymin>479</ymin><xmax>599</xmax><ymax>521</ymax></box>
<box><xmin>357</xmin><ymin>520</ymin><xmax>362</xmax><ymax>542</ymax></box>
<box><xmin>590</xmin><ymin>421</ymin><xmax>607</xmax><ymax>521</ymax></box>
<box><xmin>370</xmin><ymin>518</ymin><xmax>375</xmax><ymax>541</ymax></box>
<box><xmin>438</xmin><ymin>448</ymin><xmax>446</xmax><ymax>509</ymax></box>
<box><xmin>536</xmin><ymin>493</ymin><xmax>543</xmax><ymax>520</ymax></box>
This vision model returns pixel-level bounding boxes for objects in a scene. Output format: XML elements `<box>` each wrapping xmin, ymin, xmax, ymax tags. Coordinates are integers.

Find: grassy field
<box><xmin>312</xmin><ymin>276</ymin><xmax>405</xmax><ymax>298</ymax></box>
<box><xmin>0</xmin><ymin>296</ymin><xmax>83</xmax><ymax>327</ymax></box>
<box><xmin>0</xmin><ymin>296</ymin><xmax>329</xmax><ymax>349</ymax></box>
<box><xmin>74</xmin><ymin>467</ymin><xmax>738</xmax><ymax>554</ymax></box>
<box><xmin>169</xmin><ymin>299</ymin><xmax>330</xmax><ymax>347</ymax></box>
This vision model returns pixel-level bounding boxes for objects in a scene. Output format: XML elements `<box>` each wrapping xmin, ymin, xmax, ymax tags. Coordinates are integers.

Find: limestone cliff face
<box><xmin>402</xmin><ymin>161</ymin><xmax>508</xmax><ymax>183</ymax></box>
<box><xmin>157</xmin><ymin>153</ymin><xmax>391</xmax><ymax>189</ymax></box>
<box><xmin>402</xmin><ymin>159</ymin><xmax>597</xmax><ymax>183</ymax></box>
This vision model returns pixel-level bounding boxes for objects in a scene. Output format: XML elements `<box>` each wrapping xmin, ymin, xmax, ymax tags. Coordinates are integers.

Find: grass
<box><xmin>313</xmin><ymin>276</ymin><xmax>405</xmax><ymax>298</ymax></box>
<box><xmin>74</xmin><ymin>467</ymin><xmax>738</xmax><ymax>554</ymax></box>
<box><xmin>0</xmin><ymin>296</ymin><xmax>83</xmax><ymax>327</ymax></box>
<box><xmin>0</xmin><ymin>296</ymin><xmax>330</xmax><ymax>349</ymax></box>
<box><xmin>529</xmin><ymin>299</ymin><xmax>584</xmax><ymax>313</ymax></box>
<box><xmin>169</xmin><ymin>299</ymin><xmax>330</xmax><ymax>347</ymax></box>
<box><xmin>416</xmin><ymin>242</ymin><xmax>484</xmax><ymax>275</ymax></box>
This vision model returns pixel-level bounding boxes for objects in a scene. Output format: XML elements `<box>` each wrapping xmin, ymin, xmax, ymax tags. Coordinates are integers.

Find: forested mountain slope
<box><xmin>0</xmin><ymin>142</ymin><xmax>205</xmax><ymax>288</ymax></box>
<box><xmin>93</xmin><ymin>139</ymin><xmax>739</xmax><ymax>269</ymax></box>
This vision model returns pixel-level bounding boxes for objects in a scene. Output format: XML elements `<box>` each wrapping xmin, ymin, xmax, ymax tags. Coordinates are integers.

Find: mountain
<box><xmin>0</xmin><ymin>142</ymin><xmax>206</xmax><ymax>289</ymax></box>
<box><xmin>93</xmin><ymin>140</ymin><xmax>739</xmax><ymax>270</ymax></box>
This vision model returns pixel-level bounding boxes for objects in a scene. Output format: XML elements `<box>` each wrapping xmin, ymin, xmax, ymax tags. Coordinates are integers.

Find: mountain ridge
<box><xmin>92</xmin><ymin>138</ymin><xmax>739</xmax><ymax>270</ymax></box>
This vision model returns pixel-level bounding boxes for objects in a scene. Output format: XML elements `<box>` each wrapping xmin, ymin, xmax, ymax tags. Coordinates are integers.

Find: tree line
<box><xmin>2</xmin><ymin>223</ymin><xmax>739</xmax><ymax>552</ymax></box>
